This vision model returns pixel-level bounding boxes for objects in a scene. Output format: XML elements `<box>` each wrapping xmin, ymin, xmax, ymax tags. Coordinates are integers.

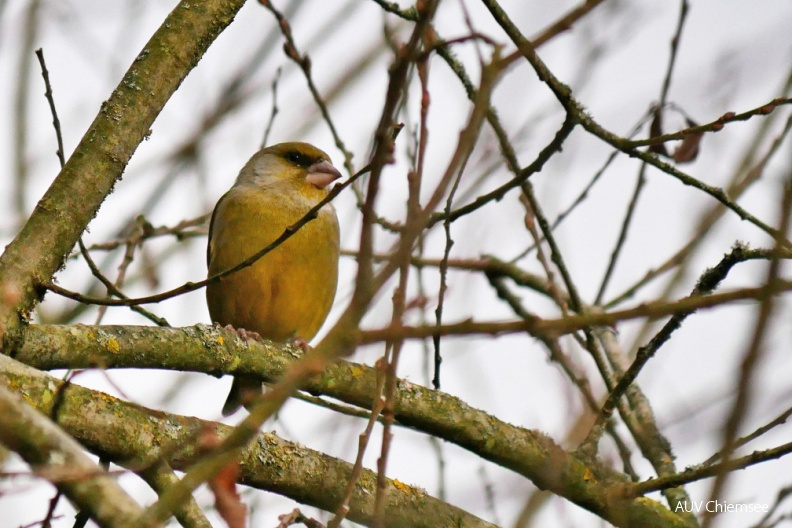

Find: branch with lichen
<box><xmin>0</xmin><ymin>381</ymin><xmax>145</xmax><ymax>527</ymax></box>
<box><xmin>0</xmin><ymin>352</ymin><xmax>496</xmax><ymax>528</ymax></box>
<box><xmin>16</xmin><ymin>323</ymin><xmax>695</xmax><ymax>528</ymax></box>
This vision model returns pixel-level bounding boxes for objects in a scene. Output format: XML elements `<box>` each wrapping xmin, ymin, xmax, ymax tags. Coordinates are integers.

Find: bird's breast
<box><xmin>207</xmin><ymin>188</ymin><xmax>340</xmax><ymax>341</ymax></box>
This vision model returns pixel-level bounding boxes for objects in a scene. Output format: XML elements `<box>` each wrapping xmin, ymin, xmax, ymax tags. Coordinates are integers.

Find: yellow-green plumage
<box><xmin>207</xmin><ymin>142</ymin><xmax>340</xmax><ymax>415</ymax></box>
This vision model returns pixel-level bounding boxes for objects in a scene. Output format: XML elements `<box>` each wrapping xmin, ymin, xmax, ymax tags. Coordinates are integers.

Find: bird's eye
<box><xmin>287</xmin><ymin>151</ymin><xmax>307</xmax><ymax>165</ymax></box>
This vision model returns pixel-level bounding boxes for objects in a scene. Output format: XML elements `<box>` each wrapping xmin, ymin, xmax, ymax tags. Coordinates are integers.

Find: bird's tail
<box><xmin>222</xmin><ymin>376</ymin><xmax>263</xmax><ymax>416</ymax></box>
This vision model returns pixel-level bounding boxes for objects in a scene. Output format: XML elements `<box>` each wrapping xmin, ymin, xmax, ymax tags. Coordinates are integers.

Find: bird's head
<box><xmin>236</xmin><ymin>142</ymin><xmax>342</xmax><ymax>199</ymax></box>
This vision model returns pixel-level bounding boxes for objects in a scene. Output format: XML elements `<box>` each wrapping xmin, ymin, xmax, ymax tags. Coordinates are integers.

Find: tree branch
<box><xmin>0</xmin><ymin>382</ymin><xmax>144</xmax><ymax>527</ymax></box>
<box><xmin>18</xmin><ymin>323</ymin><xmax>693</xmax><ymax>528</ymax></box>
<box><xmin>0</xmin><ymin>352</ymin><xmax>496</xmax><ymax>528</ymax></box>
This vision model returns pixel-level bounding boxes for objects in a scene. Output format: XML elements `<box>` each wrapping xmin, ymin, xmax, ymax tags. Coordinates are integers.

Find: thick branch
<box><xmin>0</xmin><ymin>353</ymin><xmax>494</xmax><ymax>528</ymax></box>
<box><xmin>18</xmin><ymin>324</ymin><xmax>692</xmax><ymax>528</ymax></box>
<box><xmin>0</xmin><ymin>383</ymin><xmax>144</xmax><ymax>527</ymax></box>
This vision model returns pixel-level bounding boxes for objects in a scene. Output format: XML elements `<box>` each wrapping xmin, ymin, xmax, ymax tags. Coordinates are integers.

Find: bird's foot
<box><xmin>289</xmin><ymin>336</ymin><xmax>311</xmax><ymax>351</ymax></box>
<box><xmin>223</xmin><ymin>324</ymin><xmax>262</xmax><ymax>342</ymax></box>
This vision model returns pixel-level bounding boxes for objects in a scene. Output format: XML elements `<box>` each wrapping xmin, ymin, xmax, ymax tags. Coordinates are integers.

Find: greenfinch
<box><xmin>206</xmin><ymin>142</ymin><xmax>341</xmax><ymax>415</ymax></box>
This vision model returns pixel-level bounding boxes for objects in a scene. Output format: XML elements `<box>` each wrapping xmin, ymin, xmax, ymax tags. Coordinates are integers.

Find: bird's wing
<box><xmin>206</xmin><ymin>191</ymin><xmax>230</xmax><ymax>268</ymax></box>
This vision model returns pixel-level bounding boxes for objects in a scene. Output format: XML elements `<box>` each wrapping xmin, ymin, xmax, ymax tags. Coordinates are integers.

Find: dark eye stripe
<box><xmin>286</xmin><ymin>151</ymin><xmax>313</xmax><ymax>168</ymax></box>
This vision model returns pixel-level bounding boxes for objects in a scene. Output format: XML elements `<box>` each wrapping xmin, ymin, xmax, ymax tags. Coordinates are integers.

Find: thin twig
<box><xmin>481</xmin><ymin>0</ymin><xmax>790</xmax><ymax>246</ymax></box>
<box><xmin>35</xmin><ymin>49</ymin><xmax>65</xmax><ymax>168</ymax></box>
<box><xmin>77</xmin><ymin>237</ymin><xmax>169</xmax><ymax>326</ymax></box>
<box><xmin>584</xmin><ymin>243</ymin><xmax>758</xmax><ymax>447</ymax></box>
<box><xmin>260</xmin><ymin>66</ymin><xmax>281</xmax><ymax>148</ymax></box>
<box><xmin>596</xmin><ymin>0</ymin><xmax>689</xmax><ymax>311</ymax></box>
<box><xmin>631</xmin><ymin>440</ymin><xmax>792</xmax><ymax>497</ymax></box>
<box><xmin>47</xmin><ymin>162</ymin><xmax>374</xmax><ymax>307</ymax></box>
<box><xmin>360</xmin><ymin>275</ymin><xmax>792</xmax><ymax>343</ymax></box>
<box><xmin>259</xmin><ymin>0</ymin><xmax>355</xmax><ymax>175</ymax></box>
<box><xmin>594</xmin><ymin>164</ymin><xmax>646</xmax><ymax>304</ymax></box>
<box><xmin>625</xmin><ymin>96</ymin><xmax>791</xmax><ymax>148</ymax></box>
<box><xmin>75</xmin><ymin>215</ymin><xmax>209</xmax><ymax>255</ymax></box>
<box><xmin>702</xmin><ymin>403</ymin><xmax>792</xmax><ymax>467</ymax></box>
<box><xmin>701</xmin><ymin>179</ymin><xmax>792</xmax><ymax>528</ymax></box>
<box><xmin>327</xmin><ymin>361</ymin><xmax>387</xmax><ymax>528</ymax></box>
<box><xmin>606</xmin><ymin>108</ymin><xmax>792</xmax><ymax>309</ymax></box>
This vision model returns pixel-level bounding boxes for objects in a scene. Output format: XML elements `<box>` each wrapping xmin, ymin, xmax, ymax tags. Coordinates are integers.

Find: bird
<box><xmin>206</xmin><ymin>142</ymin><xmax>341</xmax><ymax>416</ymax></box>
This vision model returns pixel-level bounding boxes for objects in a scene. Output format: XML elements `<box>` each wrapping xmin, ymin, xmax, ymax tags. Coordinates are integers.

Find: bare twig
<box><xmin>360</xmin><ymin>276</ymin><xmax>792</xmax><ymax>343</ymax></box>
<box><xmin>584</xmin><ymin>243</ymin><xmax>759</xmax><ymax>446</ymax></box>
<box><xmin>701</xmin><ymin>180</ymin><xmax>792</xmax><ymax>528</ymax></box>
<box><xmin>47</xmin><ymin>163</ymin><xmax>372</xmax><ymax>307</ymax></box>
<box><xmin>259</xmin><ymin>0</ymin><xmax>355</xmax><ymax>175</ymax></box>
<box><xmin>327</xmin><ymin>361</ymin><xmax>387</xmax><ymax>528</ymax></box>
<box><xmin>34</xmin><ymin>49</ymin><xmax>65</xmax><ymax>168</ymax></box>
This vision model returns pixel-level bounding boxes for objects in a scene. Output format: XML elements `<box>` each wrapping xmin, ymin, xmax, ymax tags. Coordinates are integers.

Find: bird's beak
<box><xmin>305</xmin><ymin>160</ymin><xmax>342</xmax><ymax>189</ymax></box>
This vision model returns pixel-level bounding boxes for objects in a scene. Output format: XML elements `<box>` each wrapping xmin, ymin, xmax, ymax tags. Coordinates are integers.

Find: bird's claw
<box><xmin>223</xmin><ymin>324</ymin><xmax>263</xmax><ymax>342</ymax></box>
<box><xmin>289</xmin><ymin>336</ymin><xmax>311</xmax><ymax>351</ymax></box>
